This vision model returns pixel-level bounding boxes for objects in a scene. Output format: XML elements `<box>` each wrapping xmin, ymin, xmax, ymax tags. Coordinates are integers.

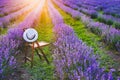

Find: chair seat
<box><xmin>29</xmin><ymin>41</ymin><xmax>49</xmax><ymax>48</ymax></box>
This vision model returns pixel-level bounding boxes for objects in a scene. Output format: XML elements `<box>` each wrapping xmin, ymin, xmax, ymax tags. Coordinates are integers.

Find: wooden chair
<box><xmin>24</xmin><ymin>41</ymin><xmax>50</xmax><ymax>68</ymax></box>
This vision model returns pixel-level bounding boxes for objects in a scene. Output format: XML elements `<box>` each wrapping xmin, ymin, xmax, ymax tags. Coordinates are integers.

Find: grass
<box><xmin>0</xmin><ymin>14</ymin><xmax>4</xmax><ymax>17</ymax></box>
<box><xmin>23</xmin><ymin>2</ymin><xmax>55</xmax><ymax>80</ymax></box>
<box><xmin>0</xmin><ymin>1</ymin><xmax>55</xmax><ymax>79</ymax></box>
<box><xmin>53</xmin><ymin>2</ymin><xmax>119</xmax><ymax>69</ymax></box>
<box><xmin>24</xmin><ymin>46</ymin><xmax>54</xmax><ymax>80</ymax></box>
<box><xmin>99</xmin><ymin>11</ymin><xmax>104</xmax><ymax>14</ymax></box>
<box><xmin>0</xmin><ymin>28</ymin><xmax>8</xmax><ymax>35</ymax></box>
<box><xmin>0</xmin><ymin>2</ymin><xmax>55</xmax><ymax>79</ymax></box>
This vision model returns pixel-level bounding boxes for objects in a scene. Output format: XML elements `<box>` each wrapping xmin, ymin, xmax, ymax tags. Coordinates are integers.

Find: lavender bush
<box><xmin>62</xmin><ymin>0</ymin><xmax>120</xmax><ymax>18</ymax></box>
<box><xmin>53</xmin><ymin>0</ymin><xmax>120</xmax><ymax>52</ymax></box>
<box><xmin>53</xmin><ymin>23</ymin><xmax>119</xmax><ymax>80</ymax></box>
<box><xmin>57</xmin><ymin>0</ymin><xmax>120</xmax><ymax>27</ymax></box>
<box><xmin>0</xmin><ymin>0</ymin><xmax>46</xmax><ymax>79</ymax></box>
<box><xmin>48</xmin><ymin>0</ymin><xmax>120</xmax><ymax>79</ymax></box>
<box><xmin>0</xmin><ymin>28</ymin><xmax>23</xmax><ymax>79</ymax></box>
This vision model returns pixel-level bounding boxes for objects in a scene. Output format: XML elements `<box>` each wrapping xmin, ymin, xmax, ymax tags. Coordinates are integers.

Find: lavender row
<box><xmin>65</xmin><ymin>0</ymin><xmax>120</xmax><ymax>17</ymax></box>
<box><xmin>0</xmin><ymin>0</ymin><xmax>30</xmax><ymax>11</ymax></box>
<box><xmin>0</xmin><ymin>0</ymin><xmax>39</xmax><ymax>28</ymax></box>
<box><xmin>17</xmin><ymin>0</ymin><xmax>45</xmax><ymax>29</ymax></box>
<box><xmin>64</xmin><ymin>0</ymin><xmax>120</xmax><ymax>49</ymax></box>
<box><xmin>0</xmin><ymin>0</ymin><xmax>29</xmax><ymax>8</ymax></box>
<box><xmin>73</xmin><ymin>0</ymin><xmax>120</xmax><ymax>21</ymax></box>
<box><xmin>0</xmin><ymin>0</ymin><xmax>25</xmax><ymax>8</ymax></box>
<box><xmin>58</xmin><ymin>0</ymin><xmax>120</xmax><ymax>29</ymax></box>
<box><xmin>48</xmin><ymin>0</ymin><xmax>120</xmax><ymax>79</ymax></box>
<box><xmin>83</xmin><ymin>16</ymin><xmax>120</xmax><ymax>52</ymax></box>
<box><xmin>58</xmin><ymin>0</ymin><xmax>98</xmax><ymax>18</ymax></box>
<box><xmin>67</xmin><ymin>0</ymin><xmax>120</xmax><ymax>18</ymax></box>
<box><xmin>97</xmin><ymin>14</ymin><xmax>120</xmax><ymax>29</ymax></box>
<box><xmin>0</xmin><ymin>0</ymin><xmax>33</xmax><ymax>16</ymax></box>
<box><xmin>57</xmin><ymin>0</ymin><xmax>120</xmax><ymax>26</ymax></box>
<box><xmin>58</xmin><ymin>0</ymin><xmax>98</xmax><ymax>17</ymax></box>
<box><xmin>48</xmin><ymin>0</ymin><xmax>64</xmax><ymax>25</ymax></box>
<box><xmin>0</xmin><ymin>26</ymin><xmax>24</xmax><ymax>79</ymax></box>
<box><xmin>0</xmin><ymin>0</ymin><xmax>46</xmax><ymax>79</ymax></box>
<box><xmin>53</xmin><ymin>23</ymin><xmax>120</xmax><ymax>80</ymax></box>
<box><xmin>53</xmin><ymin>0</ymin><xmax>120</xmax><ymax>52</ymax></box>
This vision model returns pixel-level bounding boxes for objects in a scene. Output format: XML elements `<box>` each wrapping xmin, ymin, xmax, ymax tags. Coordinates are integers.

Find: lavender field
<box><xmin>0</xmin><ymin>0</ymin><xmax>120</xmax><ymax>80</ymax></box>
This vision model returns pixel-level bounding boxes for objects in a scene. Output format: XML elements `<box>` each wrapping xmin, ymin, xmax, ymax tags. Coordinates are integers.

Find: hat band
<box><xmin>26</xmin><ymin>33</ymin><xmax>36</xmax><ymax>40</ymax></box>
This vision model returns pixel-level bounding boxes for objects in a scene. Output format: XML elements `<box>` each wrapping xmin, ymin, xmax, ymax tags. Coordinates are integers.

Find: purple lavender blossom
<box><xmin>53</xmin><ymin>23</ymin><xmax>116</xmax><ymax>80</ymax></box>
<box><xmin>53</xmin><ymin>0</ymin><xmax>120</xmax><ymax>52</ymax></box>
<box><xmin>49</xmin><ymin>0</ymin><xmax>119</xmax><ymax>79</ymax></box>
<box><xmin>0</xmin><ymin>0</ymin><xmax>40</xmax><ymax>28</ymax></box>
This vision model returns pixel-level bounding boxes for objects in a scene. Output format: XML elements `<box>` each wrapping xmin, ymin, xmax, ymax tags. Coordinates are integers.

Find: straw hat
<box><xmin>23</xmin><ymin>28</ymin><xmax>38</xmax><ymax>42</ymax></box>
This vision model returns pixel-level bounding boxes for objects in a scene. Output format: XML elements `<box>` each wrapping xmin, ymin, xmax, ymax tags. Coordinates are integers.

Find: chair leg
<box><xmin>38</xmin><ymin>48</ymin><xmax>49</xmax><ymax>64</ymax></box>
<box><xmin>24</xmin><ymin>53</ymin><xmax>27</xmax><ymax>63</ymax></box>
<box><xmin>31</xmin><ymin>43</ymin><xmax>34</xmax><ymax>68</ymax></box>
<box><xmin>35</xmin><ymin>42</ymin><xmax>49</xmax><ymax>64</ymax></box>
<box><xmin>35</xmin><ymin>49</ymin><xmax>42</xmax><ymax>60</ymax></box>
<box><xmin>24</xmin><ymin>47</ymin><xmax>27</xmax><ymax>63</ymax></box>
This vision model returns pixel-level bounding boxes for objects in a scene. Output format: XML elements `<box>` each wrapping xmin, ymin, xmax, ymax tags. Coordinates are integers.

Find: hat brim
<box><xmin>23</xmin><ymin>28</ymin><xmax>38</xmax><ymax>42</ymax></box>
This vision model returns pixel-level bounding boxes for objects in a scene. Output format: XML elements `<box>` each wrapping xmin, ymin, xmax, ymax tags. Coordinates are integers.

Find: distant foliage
<box><xmin>114</xmin><ymin>22</ymin><xmax>120</xmax><ymax>29</ymax></box>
